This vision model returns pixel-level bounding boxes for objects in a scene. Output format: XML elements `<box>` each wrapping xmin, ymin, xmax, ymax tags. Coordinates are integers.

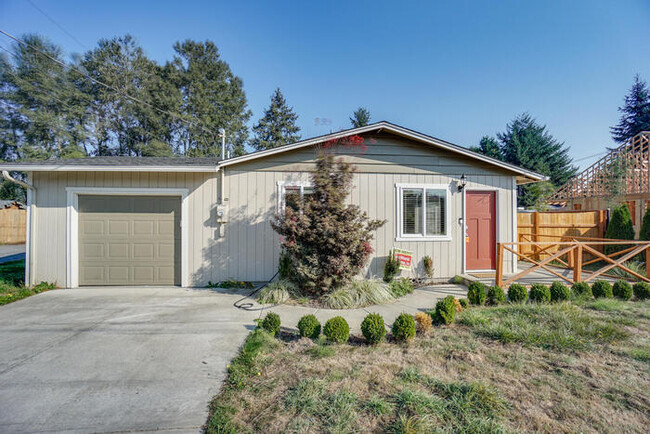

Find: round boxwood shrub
<box><xmin>434</xmin><ymin>295</ymin><xmax>456</xmax><ymax>325</ymax></box>
<box><xmin>459</xmin><ymin>298</ymin><xmax>469</xmax><ymax>308</ymax></box>
<box><xmin>633</xmin><ymin>282</ymin><xmax>650</xmax><ymax>300</ymax></box>
<box><xmin>592</xmin><ymin>280</ymin><xmax>613</xmax><ymax>298</ymax></box>
<box><xmin>487</xmin><ymin>286</ymin><xmax>506</xmax><ymax>305</ymax></box>
<box><xmin>297</xmin><ymin>314</ymin><xmax>321</xmax><ymax>339</ymax></box>
<box><xmin>414</xmin><ymin>312</ymin><xmax>432</xmax><ymax>334</ymax></box>
<box><xmin>528</xmin><ymin>284</ymin><xmax>551</xmax><ymax>303</ymax></box>
<box><xmin>261</xmin><ymin>312</ymin><xmax>281</xmax><ymax>336</ymax></box>
<box><xmin>392</xmin><ymin>313</ymin><xmax>416</xmax><ymax>342</ymax></box>
<box><xmin>571</xmin><ymin>281</ymin><xmax>592</xmax><ymax>299</ymax></box>
<box><xmin>467</xmin><ymin>281</ymin><xmax>487</xmax><ymax>305</ymax></box>
<box><xmin>612</xmin><ymin>280</ymin><xmax>633</xmax><ymax>300</ymax></box>
<box><xmin>361</xmin><ymin>313</ymin><xmax>386</xmax><ymax>344</ymax></box>
<box><xmin>507</xmin><ymin>284</ymin><xmax>527</xmax><ymax>303</ymax></box>
<box><xmin>550</xmin><ymin>281</ymin><xmax>570</xmax><ymax>302</ymax></box>
<box><xmin>323</xmin><ymin>316</ymin><xmax>349</xmax><ymax>343</ymax></box>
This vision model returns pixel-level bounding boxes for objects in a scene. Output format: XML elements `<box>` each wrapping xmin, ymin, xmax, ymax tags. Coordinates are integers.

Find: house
<box><xmin>549</xmin><ymin>131</ymin><xmax>650</xmax><ymax>234</ymax></box>
<box><xmin>0</xmin><ymin>122</ymin><xmax>544</xmax><ymax>288</ymax></box>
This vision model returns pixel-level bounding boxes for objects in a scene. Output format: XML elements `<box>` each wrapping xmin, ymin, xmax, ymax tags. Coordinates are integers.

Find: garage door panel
<box><xmin>78</xmin><ymin>195</ymin><xmax>181</xmax><ymax>286</ymax></box>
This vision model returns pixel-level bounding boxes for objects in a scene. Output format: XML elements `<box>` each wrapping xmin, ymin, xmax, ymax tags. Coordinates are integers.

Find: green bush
<box><xmin>550</xmin><ymin>281</ymin><xmax>570</xmax><ymax>302</ymax></box>
<box><xmin>383</xmin><ymin>251</ymin><xmax>401</xmax><ymax>283</ymax></box>
<box><xmin>528</xmin><ymin>284</ymin><xmax>551</xmax><ymax>303</ymax></box>
<box><xmin>633</xmin><ymin>282</ymin><xmax>650</xmax><ymax>300</ymax></box>
<box><xmin>433</xmin><ymin>295</ymin><xmax>456</xmax><ymax>325</ymax></box>
<box><xmin>297</xmin><ymin>314</ymin><xmax>321</xmax><ymax>339</ymax></box>
<box><xmin>391</xmin><ymin>313</ymin><xmax>416</xmax><ymax>342</ymax></box>
<box><xmin>571</xmin><ymin>282</ymin><xmax>592</xmax><ymax>299</ymax></box>
<box><xmin>487</xmin><ymin>286</ymin><xmax>506</xmax><ymax>305</ymax></box>
<box><xmin>604</xmin><ymin>204</ymin><xmax>635</xmax><ymax>255</ymax></box>
<box><xmin>592</xmin><ymin>280</ymin><xmax>613</xmax><ymax>298</ymax></box>
<box><xmin>459</xmin><ymin>298</ymin><xmax>469</xmax><ymax>308</ymax></box>
<box><xmin>612</xmin><ymin>280</ymin><xmax>633</xmax><ymax>300</ymax></box>
<box><xmin>261</xmin><ymin>312</ymin><xmax>281</xmax><ymax>336</ymax></box>
<box><xmin>389</xmin><ymin>278</ymin><xmax>414</xmax><ymax>297</ymax></box>
<box><xmin>361</xmin><ymin>313</ymin><xmax>386</xmax><ymax>344</ymax></box>
<box><xmin>507</xmin><ymin>284</ymin><xmax>527</xmax><ymax>303</ymax></box>
<box><xmin>640</xmin><ymin>205</ymin><xmax>650</xmax><ymax>241</ymax></box>
<box><xmin>467</xmin><ymin>281</ymin><xmax>487</xmax><ymax>305</ymax></box>
<box><xmin>323</xmin><ymin>316</ymin><xmax>350</xmax><ymax>343</ymax></box>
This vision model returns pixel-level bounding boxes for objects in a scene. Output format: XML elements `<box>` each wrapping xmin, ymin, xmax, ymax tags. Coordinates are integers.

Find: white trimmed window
<box><xmin>396</xmin><ymin>183</ymin><xmax>451</xmax><ymax>241</ymax></box>
<box><xmin>278</xmin><ymin>182</ymin><xmax>314</xmax><ymax>212</ymax></box>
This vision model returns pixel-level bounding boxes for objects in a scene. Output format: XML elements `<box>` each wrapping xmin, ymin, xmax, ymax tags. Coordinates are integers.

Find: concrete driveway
<box><xmin>0</xmin><ymin>286</ymin><xmax>259</xmax><ymax>433</ymax></box>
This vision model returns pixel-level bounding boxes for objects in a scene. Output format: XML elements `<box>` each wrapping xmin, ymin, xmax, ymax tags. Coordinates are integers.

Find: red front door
<box><xmin>466</xmin><ymin>191</ymin><xmax>497</xmax><ymax>270</ymax></box>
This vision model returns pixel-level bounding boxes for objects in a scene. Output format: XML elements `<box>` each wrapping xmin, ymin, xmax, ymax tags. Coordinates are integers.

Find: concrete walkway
<box><xmin>250</xmin><ymin>284</ymin><xmax>467</xmax><ymax>333</ymax></box>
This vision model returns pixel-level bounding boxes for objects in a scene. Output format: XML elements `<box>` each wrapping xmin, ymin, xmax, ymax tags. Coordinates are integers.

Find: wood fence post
<box><xmin>599</xmin><ymin>210</ymin><xmax>607</xmax><ymax>238</ymax></box>
<box><xmin>533</xmin><ymin>211</ymin><xmax>540</xmax><ymax>261</ymax></box>
<box><xmin>496</xmin><ymin>243</ymin><xmax>504</xmax><ymax>287</ymax></box>
<box><xmin>574</xmin><ymin>243</ymin><xmax>582</xmax><ymax>283</ymax></box>
<box><xmin>646</xmin><ymin>245</ymin><xmax>650</xmax><ymax>280</ymax></box>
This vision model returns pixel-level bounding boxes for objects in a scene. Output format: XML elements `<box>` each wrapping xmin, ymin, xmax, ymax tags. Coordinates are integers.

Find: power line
<box><xmin>26</xmin><ymin>0</ymin><xmax>87</xmax><ymax>50</ymax></box>
<box><xmin>0</xmin><ymin>28</ymin><xmax>216</xmax><ymax>138</ymax></box>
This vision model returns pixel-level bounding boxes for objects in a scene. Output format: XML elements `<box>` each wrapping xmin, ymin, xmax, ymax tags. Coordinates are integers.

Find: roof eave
<box><xmin>0</xmin><ymin>165</ymin><xmax>219</xmax><ymax>173</ymax></box>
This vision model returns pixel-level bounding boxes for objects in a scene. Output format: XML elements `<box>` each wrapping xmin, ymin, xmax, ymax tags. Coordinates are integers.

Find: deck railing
<box><xmin>496</xmin><ymin>238</ymin><xmax>650</xmax><ymax>287</ymax></box>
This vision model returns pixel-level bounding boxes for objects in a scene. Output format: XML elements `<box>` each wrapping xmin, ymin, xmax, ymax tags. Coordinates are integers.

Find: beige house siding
<box><xmin>31</xmin><ymin>171</ymin><xmax>220</xmax><ymax>287</ymax></box>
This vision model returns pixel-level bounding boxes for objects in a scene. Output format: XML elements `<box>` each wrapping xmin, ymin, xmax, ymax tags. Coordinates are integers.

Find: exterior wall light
<box><xmin>458</xmin><ymin>174</ymin><xmax>467</xmax><ymax>191</ymax></box>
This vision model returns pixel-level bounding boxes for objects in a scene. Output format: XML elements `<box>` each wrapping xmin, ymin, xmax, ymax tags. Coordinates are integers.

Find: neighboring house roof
<box><xmin>0</xmin><ymin>200</ymin><xmax>25</xmax><ymax>209</ymax></box>
<box><xmin>219</xmin><ymin>121</ymin><xmax>546</xmax><ymax>183</ymax></box>
<box><xmin>0</xmin><ymin>156</ymin><xmax>219</xmax><ymax>172</ymax></box>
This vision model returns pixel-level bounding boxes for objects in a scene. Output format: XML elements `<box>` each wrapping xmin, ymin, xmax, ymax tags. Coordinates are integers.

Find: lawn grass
<box><xmin>0</xmin><ymin>260</ymin><xmax>56</xmax><ymax>305</ymax></box>
<box><xmin>205</xmin><ymin>301</ymin><xmax>650</xmax><ymax>433</ymax></box>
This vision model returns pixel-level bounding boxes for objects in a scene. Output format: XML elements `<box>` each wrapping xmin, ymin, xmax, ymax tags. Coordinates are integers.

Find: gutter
<box><xmin>2</xmin><ymin>170</ymin><xmax>36</xmax><ymax>190</ymax></box>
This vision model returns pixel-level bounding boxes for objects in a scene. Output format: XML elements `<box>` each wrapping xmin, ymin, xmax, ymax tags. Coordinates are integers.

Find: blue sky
<box><xmin>1</xmin><ymin>0</ymin><xmax>649</xmax><ymax>168</ymax></box>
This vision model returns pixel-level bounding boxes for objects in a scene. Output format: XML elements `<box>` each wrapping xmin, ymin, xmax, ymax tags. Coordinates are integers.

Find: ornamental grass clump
<box><xmin>612</xmin><ymin>280</ymin><xmax>633</xmax><ymax>300</ymax></box>
<box><xmin>297</xmin><ymin>314</ymin><xmax>321</xmax><ymax>339</ymax></box>
<box><xmin>271</xmin><ymin>151</ymin><xmax>385</xmax><ymax>296</ymax></box>
<box><xmin>257</xmin><ymin>279</ymin><xmax>295</xmax><ymax>304</ymax></box>
<box><xmin>550</xmin><ymin>281</ymin><xmax>570</xmax><ymax>302</ymax></box>
<box><xmin>633</xmin><ymin>282</ymin><xmax>650</xmax><ymax>300</ymax></box>
<box><xmin>414</xmin><ymin>312</ymin><xmax>432</xmax><ymax>334</ymax></box>
<box><xmin>392</xmin><ymin>313</ymin><xmax>416</xmax><ymax>342</ymax></box>
<box><xmin>592</xmin><ymin>280</ymin><xmax>613</xmax><ymax>299</ymax></box>
<box><xmin>508</xmin><ymin>284</ymin><xmax>527</xmax><ymax>303</ymax></box>
<box><xmin>571</xmin><ymin>281</ymin><xmax>592</xmax><ymax>299</ymax></box>
<box><xmin>261</xmin><ymin>312</ymin><xmax>281</xmax><ymax>336</ymax></box>
<box><xmin>323</xmin><ymin>316</ymin><xmax>349</xmax><ymax>343</ymax></box>
<box><xmin>433</xmin><ymin>295</ymin><xmax>457</xmax><ymax>325</ymax></box>
<box><xmin>322</xmin><ymin>279</ymin><xmax>393</xmax><ymax>309</ymax></box>
<box><xmin>467</xmin><ymin>281</ymin><xmax>487</xmax><ymax>305</ymax></box>
<box><xmin>361</xmin><ymin>313</ymin><xmax>386</xmax><ymax>344</ymax></box>
<box><xmin>529</xmin><ymin>284</ymin><xmax>551</xmax><ymax>303</ymax></box>
<box><xmin>487</xmin><ymin>286</ymin><xmax>506</xmax><ymax>305</ymax></box>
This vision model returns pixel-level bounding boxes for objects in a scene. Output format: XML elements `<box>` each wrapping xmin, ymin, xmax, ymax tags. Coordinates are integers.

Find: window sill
<box><xmin>395</xmin><ymin>236</ymin><xmax>452</xmax><ymax>242</ymax></box>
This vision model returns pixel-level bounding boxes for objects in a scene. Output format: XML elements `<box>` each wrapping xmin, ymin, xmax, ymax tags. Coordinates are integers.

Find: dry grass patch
<box><xmin>205</xmin><ymin>302</ymin><xmax>650</xmax><ymax>433</ymax></box>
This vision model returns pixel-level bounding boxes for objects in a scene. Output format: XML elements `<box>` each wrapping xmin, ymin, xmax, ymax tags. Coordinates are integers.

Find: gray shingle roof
<box><xmin>7</xmin><ymin>156</ymin><xmax>219</xmax><ymax>167</ymax></box>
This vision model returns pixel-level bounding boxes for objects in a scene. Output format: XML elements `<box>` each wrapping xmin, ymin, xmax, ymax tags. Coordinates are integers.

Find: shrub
<box><xmin>612</xmin><ymin>279</ymin><xmax>633</xmax><ymax>300</ymax></box>
<box><xmin>323</xmin><ymin>279</ymin><xmax>394</xmax><ymax>309</ymax></box>
<box><xmin>633</xmin><ymin>282</ymin><xmax>650</xmax><ymax>300</ymax></box>
<box><xmin>278</xmin><ymin>252</ymin><xmax>294</xmax><ymax>280</ymax></box>
<box><xmin>453</xmin><ymin>298</ymin><xmax>463</xmax><ymax>312</ymax></box>
<box><xmin>487</xmin><ymin>286</ymin><xmax>506</xmax><ymax>305</ymax></box>
<box><xmin>604</xmin><ymin>204</ymin><xmax>635</xmax><ymax>255</ymax></box>
<box><xmin>641</xmin><ymin>205</ymin><xmax>650</xmax><ymax>241</ymax></box>
<box><xmin>392</xmin><ymin>313</ymin><xmax>416</xmax><ymax>342</ymax></box>
<box><xmin>592</xmin><ymin>280</ymin><xmax>613</xmax><ymax>298</ymax></box>
<box><xmin>323</xmin><ymin>316</ymin><xmax>350</xmax><ymax>343</ymax></box>
<box><xmin>528</xmin><ymin>284</ymin><xmax>551</xmax><ymax>303</ymax></box>
<box><xmin>383</xmin><ymin>251</ymin><xmax>401</xmax><ymax>283</ymax></box>
<box><xmin>389</xmin><ymin>278</ymin><xmax>414</xmax><ymax>297</ymax></box>
<box><xmin>271</xmin><ymin>152</ymin><xmax>386</xmax><ymax>295</ymax></box>
<box><xmin>508</xmin><ymin>284</ymin><xmax>527</xmax><ymax>303</ymax></box>
<box><xmin>423</xmin><ymin>255</ymin><xmax>434</xmax><ymax>278</ymax></box>
<box><xmin>550</xmin><ymin>281</ymin><xmax>570</xmax><ymax>302</ymax></box>
<box><xmin>450</xmin><ymin>275</ymin><xmax>465</xmax><ymax>284</ymax></box>
<box><xmin>261</xmin><ymin>312</ymin><xmax>281</xmax><ymax>336</ymax></box>
<box><xmin>467</xmin><ymin>281</ymin><xmax>487</xmax><ymax>305</ymax></box>
<box><xmin>571</xmin><ymin>281</ymin><xmax>592</xmax><ymax>299</ymax></box>
<box><xmin>361</xmin><ymin>313</ymin><xmax>386</xmax><ymax>344</ymax></box>
<box><xmin>434</xmin><ymin>295</ymin><xmax>456</xmax><ymax>325</ymax></box>
<box><xmin>297</xmin><ymin>314</ymin><xmax>321</xmax><ymax>339</ymax></box>
<box><xmin>257</xmin><ymin>279</ymin><xmax>295</xmax><ymax>304</ymax></box>
<box><xmin>459</xmin><ymin>298</ymin><xmax>469</xmax><ymax>308</ymax></box>
<box><xmin>414</xmin><ymin>312</ymin><xmax>432</xmax><ymax>334</ymax></box>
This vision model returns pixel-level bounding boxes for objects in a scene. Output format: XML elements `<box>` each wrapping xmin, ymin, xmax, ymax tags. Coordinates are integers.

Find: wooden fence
<box><xmin>0</xmin><ymin>207</ymin><xmax>26</xmax><ymax>244</ymax></box>
<box><xmin>517</xmin><ymin>210</ymin><xmax>607</xmax><ymax>259</ymax></box>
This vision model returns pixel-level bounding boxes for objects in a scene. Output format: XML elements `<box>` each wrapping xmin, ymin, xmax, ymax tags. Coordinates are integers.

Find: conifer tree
<box><xmin>611</xmin><ymin>75</ymin><xmax>650</xmax><ymax>143</ymax></box>
<box><xmin>639</xmin><ymin>205</ymin><xmax>650</xmax><ymax>241</ymax></box>
<box><xmin>350</xmin><ymin>107</ymin><xmax>371</xmax><ymax>128</ymax></box>
<box><xmin>250</xmin><ymin>88</ymin><xmax>301</xmax><ymax>151</ymax></box>
<box><xmin>470</xmin><ymin>136</ymin><xmax>503</xmax><ymax>160</ymax></box>
<box><xmin>604</xmin><ymin>204</ymin><xmax>635</xmax><ymax>255</ymax></box>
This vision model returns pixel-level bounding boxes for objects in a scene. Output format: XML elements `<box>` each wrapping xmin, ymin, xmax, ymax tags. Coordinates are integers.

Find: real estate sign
<box><xmin>393</xmin><ymin>248</ymin><xmax>413</xmax><ymax>270</ymax></box>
